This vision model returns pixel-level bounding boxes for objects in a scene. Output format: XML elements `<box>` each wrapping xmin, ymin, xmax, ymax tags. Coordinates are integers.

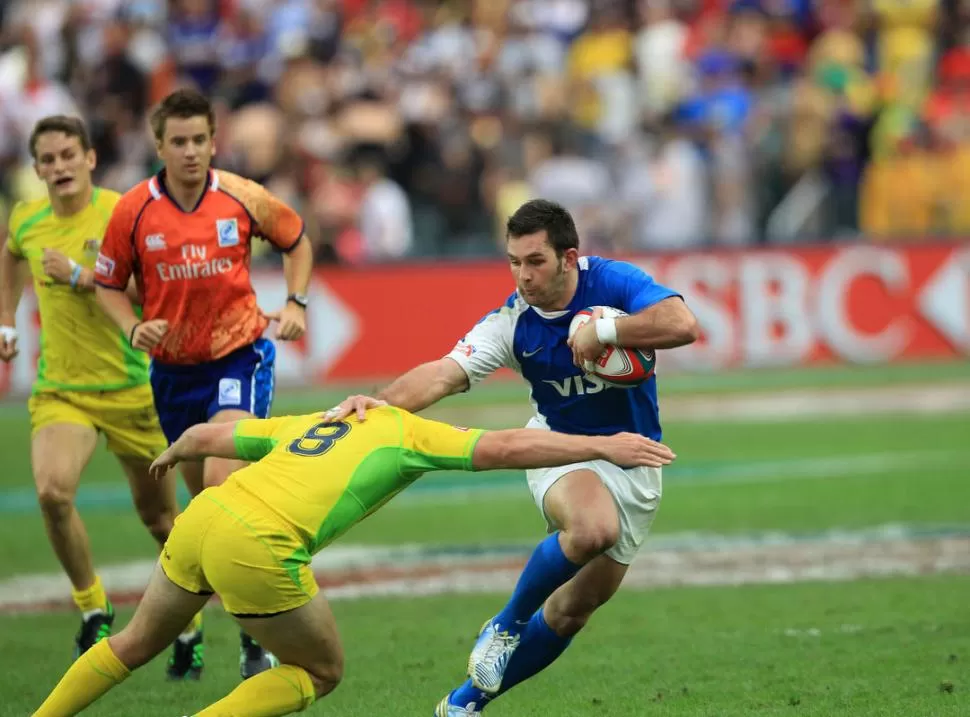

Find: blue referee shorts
<box><xmin>149</xmin><ymin>338</ymin><xmax>275</xmax><ymax>444</ymax></box>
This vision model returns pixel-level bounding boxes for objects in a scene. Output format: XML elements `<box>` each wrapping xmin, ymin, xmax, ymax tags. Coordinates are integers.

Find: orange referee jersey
<box><xmin>95</xmin><ymin>169</ymin><xmax>303</xmax><ymax>364</ymax></box>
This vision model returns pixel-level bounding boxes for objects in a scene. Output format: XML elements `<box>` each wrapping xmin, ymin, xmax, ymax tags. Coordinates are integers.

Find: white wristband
<box><xmin>594</xmin><ymin>317</ymin><xmax>617</xmax><ymax>345</ymax></box>
<box><xmin>68</xmin><ymin>259</ymin><xmax>83</xmax><ymax>289</ymax></box>
<box><xmin>0</xmin><ymin>326</ymin><xmax>17</xmax><ymax>343</ymax></box>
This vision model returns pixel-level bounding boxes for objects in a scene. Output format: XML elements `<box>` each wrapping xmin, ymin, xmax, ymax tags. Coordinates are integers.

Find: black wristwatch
<box><xmin>287</xmin><ymin>293</ymin><xmax>309</xmax><ymax>310</ymax></box>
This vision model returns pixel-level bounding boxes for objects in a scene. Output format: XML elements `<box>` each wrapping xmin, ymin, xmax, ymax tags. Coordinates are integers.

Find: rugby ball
<box><xmin>568</xmin><ymin>306</ymin><xmax>656</xmax><ymax>388</ymax></box>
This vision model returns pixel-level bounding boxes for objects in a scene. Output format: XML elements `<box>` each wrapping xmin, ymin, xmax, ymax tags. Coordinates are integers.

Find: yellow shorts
<box><xmin>161</xmin><ymin>483</ymin><xmax>318</xmax><ymax>616</ymax></box>
<box><xmin>28</xmin><ymin>384</ymin><xmax>167</xmax><ymax>461</ymax></box>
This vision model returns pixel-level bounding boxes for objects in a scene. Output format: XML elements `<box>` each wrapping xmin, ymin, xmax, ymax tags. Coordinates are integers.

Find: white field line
<box><xmin>664</xmin><ymin>383</ymin><xmax>970</xmax><ymax>422</ymax></box>
<box><xmin>1</xmin><ymin>380</ymin><xmax>967</xmax><ymax>612</ymax></box>
<box><xmin>1</xmin><ymin>528</ymin><xmax>968</xmax><ymax>614</ymax></box>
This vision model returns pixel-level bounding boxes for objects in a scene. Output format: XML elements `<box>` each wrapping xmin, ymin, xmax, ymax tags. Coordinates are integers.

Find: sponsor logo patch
<box><xmin>94</xmin><ymin>253</ymin><xmax>115</xmax><ymax>277</ymax></box>
<box><xmin>218</xmin><ymin>378</ymin><xmax>242</xmax><ymax>406</ymax></box>
<box><xmin>216</xmin><ymin>218</ymin><xmax>240</xmax><ymax>248</ymax></box>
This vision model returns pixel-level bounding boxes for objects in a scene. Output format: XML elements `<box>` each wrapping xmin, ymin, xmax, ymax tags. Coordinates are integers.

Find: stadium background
<box><xmin>1</xmin><ymin>1</ymin><xmax>969</xmax><ymax>716</ymax></box>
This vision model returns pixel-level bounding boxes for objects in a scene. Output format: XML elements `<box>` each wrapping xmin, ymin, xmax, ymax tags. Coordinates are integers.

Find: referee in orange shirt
<box><xmin>95</xmin><ymin>88</ymin><xmax>314</xmax><ymax>681</ymax></box>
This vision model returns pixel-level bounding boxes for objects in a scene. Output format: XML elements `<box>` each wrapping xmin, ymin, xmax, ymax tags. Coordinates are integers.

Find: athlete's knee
<box><xmin>306</xmin><ymin>655</ymin><xmax>344</xmax><ymax>698</ymax></box>
<box><xmin>560</xmin><ymin>517</ymin><xmax>619</xmax><ymax>562</ymax></box>
<box><xmin>35</xmin><ymin>475</ymin><xmax>77</xmax><ymax>521</ymax></box>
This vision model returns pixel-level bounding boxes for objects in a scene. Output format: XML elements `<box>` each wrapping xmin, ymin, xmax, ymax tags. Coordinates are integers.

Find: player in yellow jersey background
<box><xmin>0</xmin><ymin>116</ymin><xmax>189</xmax><ymax>664</ymax></box>
<box><xmin>31</xmin><ymin>405</ymin><xmax>676</xmax><ymax>717</ymax></box>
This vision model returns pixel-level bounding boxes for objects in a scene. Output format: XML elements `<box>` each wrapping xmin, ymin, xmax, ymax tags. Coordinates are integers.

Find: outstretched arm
<box><xmin>326</xmin><ymin>358</ymin><xmax>470</xmax><ymax>421</ymax></box>
<box><xmin>148</xmin><ymin>423</ymin><xmax>240</xmax><ymax>479</ymax></box>
<box><xmin>471</xmin><ymin>428</ymin><xmax>675</xmax><ymax>471</ymax></box>
<box><xmin>377</xmin><ymin>358</ymin><xmax>469</xmax><ymax>412</ymax></box>
<box><xmin>329</xmin><ymin>303</ymin><xmax>518</xmax><ymax>420</ymax></box>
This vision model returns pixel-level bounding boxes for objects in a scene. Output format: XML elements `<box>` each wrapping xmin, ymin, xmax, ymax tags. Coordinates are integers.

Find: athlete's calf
<box><xmin>543</xmin><ymin>553</ymin><xmax>628</xmax><ymax>636</ymax></box>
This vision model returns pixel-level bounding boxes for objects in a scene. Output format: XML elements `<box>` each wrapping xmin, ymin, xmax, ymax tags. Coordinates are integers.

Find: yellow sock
<box><xmin>181</xmin><ymin>610</ymin><xmax>204</xmax><ymax>639</ymax></box>
<box><xmin>33</xmin><ymin>638</ymin><xmax>130</xmax><ymax>716</ymax></box>
<box><xmin>193</xmin><ymin>665</ymin><xmax>315</xmax><ymax>717</ymax></box>
<box><xmin>71</xmin><ymin>575</ymin><xmax>108</xmax><ymax>614</ymax></box>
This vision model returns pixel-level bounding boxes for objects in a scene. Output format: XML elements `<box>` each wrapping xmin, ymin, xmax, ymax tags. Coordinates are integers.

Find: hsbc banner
<box><xmin>1</xmin><ymin>243</ymin><xmax>968</xmax><ymax>395</ymax></box>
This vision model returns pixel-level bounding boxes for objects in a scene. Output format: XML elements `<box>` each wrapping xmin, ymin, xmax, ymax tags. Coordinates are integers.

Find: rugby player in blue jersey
<box><xmin>328</xmin><ymin>199</ymin><xmax>699</xmax><ymax>715</ymax></box>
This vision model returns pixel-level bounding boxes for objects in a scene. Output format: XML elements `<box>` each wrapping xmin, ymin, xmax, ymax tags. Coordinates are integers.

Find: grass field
<box><xmin>2</xmin><ymin>361</ymin><xmax>969</xmax><ymax>716</ymax></box>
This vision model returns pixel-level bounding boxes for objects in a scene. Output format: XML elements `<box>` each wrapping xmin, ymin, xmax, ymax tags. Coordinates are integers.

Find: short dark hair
<box><xmin>29</xmin><ymin>116</ymin><xmax>92</xmax><ymax>159</ymax></box>
<box><xmin>150</xmin><ymin>88</ymin><xmax>215</xmax><ymax>141</ymax></box>
<box><xmin>506</xmin><ymin>199</ymin><xmax>579</xmax><ymax>256</ymax></box>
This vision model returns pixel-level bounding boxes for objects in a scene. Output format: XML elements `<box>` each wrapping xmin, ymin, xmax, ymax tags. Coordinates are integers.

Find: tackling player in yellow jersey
<box><xmin>31</xmin><ymin>404</ymin><xmax>676</xmax><ymax>717</ymax></box>
<box><xmin>0</xmin><ymin>116</ymin><xmax>196</xmax><ymax>667</ymax></box>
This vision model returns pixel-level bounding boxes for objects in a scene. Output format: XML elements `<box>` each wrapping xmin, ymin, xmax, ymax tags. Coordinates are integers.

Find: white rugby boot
<box><xmin>467</xmin><ymin>618</ymin><xmax>521</xmax><ymax>694</ymax></box>
<box><xmin>434</xmin><ymin>694</ymin><xmax>482</xmax><ymax>716</ymax></box>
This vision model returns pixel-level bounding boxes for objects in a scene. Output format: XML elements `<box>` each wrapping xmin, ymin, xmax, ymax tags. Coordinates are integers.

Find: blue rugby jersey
<box><xmin>445</xmin><ymin>256</ymin><xmax>681</xmax><ymax>441</ymax></box>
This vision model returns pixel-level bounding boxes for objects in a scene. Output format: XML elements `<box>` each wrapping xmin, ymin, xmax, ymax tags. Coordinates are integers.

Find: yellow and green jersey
<box><xmin>229</xmin><ymin>406</ymin><xmax>485</xmax><ymax>553</ymax></box>
<box><xmin>6</xmin><ymin>188</ymin><xmax>149</xmax><ymax>394</ymax></box>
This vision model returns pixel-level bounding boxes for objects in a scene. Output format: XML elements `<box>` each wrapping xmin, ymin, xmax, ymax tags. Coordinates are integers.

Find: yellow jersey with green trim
<box><xmin>6</xmin><ymin>188</ymin><xmax>149</xmax><ymax>393</ymax></box>
<box><xmin>229</xmin><ymin>406</ymin><xmax>485</xmax><ymax>553</ymax></box>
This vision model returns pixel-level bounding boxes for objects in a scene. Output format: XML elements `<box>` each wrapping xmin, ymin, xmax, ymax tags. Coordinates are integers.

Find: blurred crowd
<box><xmin>1</xmin><ymin>0</ymin><xmax>969</xmax><ymax>265</ymax></box>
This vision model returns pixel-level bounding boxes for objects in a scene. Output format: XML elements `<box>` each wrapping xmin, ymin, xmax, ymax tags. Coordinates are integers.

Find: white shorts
<box><xmin>524</xmin><ymin>420</ymin><xmax>663</xmax><ymax>565</ymax></box>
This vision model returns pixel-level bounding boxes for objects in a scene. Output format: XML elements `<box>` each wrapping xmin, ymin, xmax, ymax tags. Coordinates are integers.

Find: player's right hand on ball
<box><xmin>0</xmin><ymin>326</ymin><xmax>18</xmax><ymax>362</ymax></box>
<box><xmin>131</xmin><ymin>319</ymin><xmax>169</xmax><ymax>352</ymax></box>
<box><xmin>601</xmin><ymin>432</ymin><xmax>676</xmax><ymax>468</ymax></box>
<box><xmin>323</xmin><ymin>394</ymin><xmax>387</xmax><ymax>422</ymax></box>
